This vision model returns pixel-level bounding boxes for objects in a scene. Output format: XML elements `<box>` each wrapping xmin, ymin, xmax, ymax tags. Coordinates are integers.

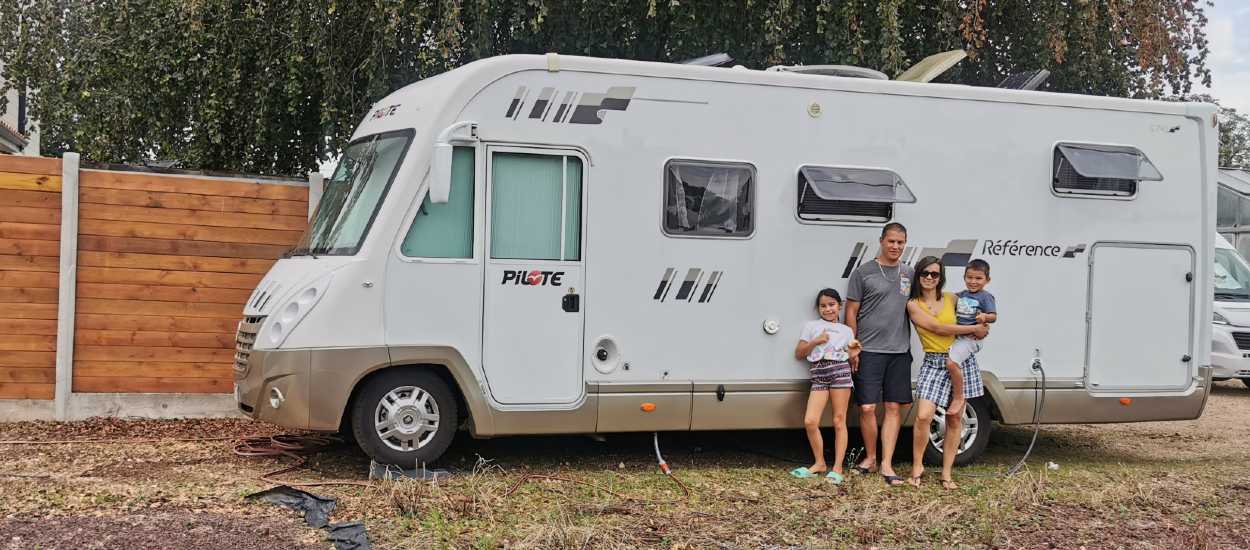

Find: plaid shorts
<box><xmin>915</xmin><ymin>352</ymin><xmax>984</xmax><ymax>408</ymax></box>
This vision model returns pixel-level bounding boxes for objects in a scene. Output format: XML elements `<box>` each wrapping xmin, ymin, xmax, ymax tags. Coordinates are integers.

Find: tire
<box><xmin>1243</xmin><ymin>379</ymin><xmax>1250</xmax><ymax>390</ymax></box>
<box><xmin>351</xmin><ymin>369</ymin><xmax>458</xmax><ymax>466</ymax></box>
<box><xmin>922</xmin><ymin>397</ymin><xmax>992</xmax><ymax>466</ymax></box>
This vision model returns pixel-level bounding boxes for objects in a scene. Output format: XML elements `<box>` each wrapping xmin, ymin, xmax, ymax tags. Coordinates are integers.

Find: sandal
<box><xmin>851</xmin><ymin>463</ymin><xmax>876</xmax><ymax>475</ymax></box>
<box><xmin>790</xmin><ymin>467</ymin><xmax>824</xmax><ymax>479</ymax></box>
<box><xmin>941</xmin><ymin>479</ymin><xmax>960</xmax><ymax>490</ymax></box>
<box><xmin>907</xmin><ymin>471</ymin><xmax>923</xmax><ymax>488</ymax></box>
<box><xmin>882</xmin><ymin>474</ymin><xmax>905</xmax><ymax>487</ymax></box>
<box><xmin>825</xmin><ymin>471</ymin><xmax>845</xmax><ymax>485</ymax></box>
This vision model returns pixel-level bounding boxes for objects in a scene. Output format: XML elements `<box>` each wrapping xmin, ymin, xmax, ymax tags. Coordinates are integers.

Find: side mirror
<box><xmin>430</xmin><ymin>121</ymin><xmax>478</xmax><ymax>204</ymax></box>
<box><xmin>429</xmin><ymin>143</ymin><xmax>454</xmax><ymax>203</ymax></box>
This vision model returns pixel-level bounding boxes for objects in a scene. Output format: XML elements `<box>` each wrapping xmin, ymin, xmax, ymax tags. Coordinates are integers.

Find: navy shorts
<box><xmin>852</xmin><ymin>351</ymin><xmax>913</xmax><ymax>405</ymax></box>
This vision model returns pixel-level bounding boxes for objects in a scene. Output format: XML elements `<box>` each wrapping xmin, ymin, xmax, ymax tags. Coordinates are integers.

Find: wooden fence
<box><xmin>0</xmin><ymin>156</ymin><xmax>62</xmax><ymax>400</ymax></box>
<box><xmin>0</xmin><ymin>153</ymin><xmax>309</xmax><ymax>410</ymax></box>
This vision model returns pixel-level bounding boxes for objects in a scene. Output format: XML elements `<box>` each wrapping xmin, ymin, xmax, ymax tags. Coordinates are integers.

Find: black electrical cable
<box><xmin>961</xmin><ymin>356</ymin><xmax>1046</xmax><ymax>478</ymax></box>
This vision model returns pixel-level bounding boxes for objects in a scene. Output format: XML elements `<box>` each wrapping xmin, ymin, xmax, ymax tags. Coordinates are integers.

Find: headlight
<box><xmin>259</xmin><ymin>273</ymin><xmax>333</xmax><ymax>348</ymax></box>
<box><xmin>1214</xmin><ymin>311</ymin><xmax>1231</xmax><ymax>325</ymax></box>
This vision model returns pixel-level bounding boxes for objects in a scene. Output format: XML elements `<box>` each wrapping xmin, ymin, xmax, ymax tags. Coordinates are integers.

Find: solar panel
<box><xmin>998</xmin><ymin>69</ymin><xmax>1051</xmax><ymax>90</ymax></box>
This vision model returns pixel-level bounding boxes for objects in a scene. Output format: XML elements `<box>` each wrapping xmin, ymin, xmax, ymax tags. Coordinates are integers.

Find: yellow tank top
<box><xmin>914</xmin><ymin>293</ymin><xmax>957</xmax><ymax>353</ymax></box>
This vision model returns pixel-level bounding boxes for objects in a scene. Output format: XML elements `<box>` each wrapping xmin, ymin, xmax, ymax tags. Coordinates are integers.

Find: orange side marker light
<box><xmin>640</xmin><ymin>402</ymin><xmax>656</xmax><ymax>412</ymax></box>
<box><xmin>1119</xmin><ymin>397</ymin><xmax>1132</xmax><ymax>406</ymax></box>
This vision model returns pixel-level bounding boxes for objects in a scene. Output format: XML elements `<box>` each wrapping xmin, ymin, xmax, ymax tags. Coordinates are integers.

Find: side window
<box><xmin>663</xmin><ymin>160</ymin><xmax>755</xmax><ymax>237</ymax></box>
<box><xmin>1052</xmin><ymin>143</ymin><xmax>1162</xmax><ymax>198</ymax></box>
<box><xmin>796</xmin><ymin>165</ymin><xmax>916</xmax><ymax>223</ymax></box>
<box><xmin>401</xmin><ymin>146</ymin><xmax>475</xmax><ymax>258</ymax></box>
<box><xmin>490</xmin><ymin>152</ymin><xmax>582</xmax><ymax>261</ymax></box>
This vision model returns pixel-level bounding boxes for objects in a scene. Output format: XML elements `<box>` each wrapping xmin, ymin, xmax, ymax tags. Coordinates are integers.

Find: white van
<box><xmin>1212</xmin><ymin>234</ymin><xmax>1250</xmax><ymax>388</ymax></box>
<box><xmin>232</xmin><ymin>54</ymin><xmax>1218</xmax><ymax>466</ymax></box>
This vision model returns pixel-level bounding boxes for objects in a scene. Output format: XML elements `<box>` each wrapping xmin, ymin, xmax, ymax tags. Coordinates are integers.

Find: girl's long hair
<box><xmin>909</xmin><ymin>255</ymin><xmax>945</xmax><ymax>301</ymax></box>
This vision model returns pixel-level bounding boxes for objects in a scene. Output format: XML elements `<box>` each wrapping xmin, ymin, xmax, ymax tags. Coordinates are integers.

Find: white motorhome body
<box><xmin>1211</xmin><ymin>234</ymin><xmax>1250</xmax><ymax>386</ymax></box>
<box><xmin>234</xmin><ymin>54</ymin><xmax>1217</xmax><ymax>465</ymax></box>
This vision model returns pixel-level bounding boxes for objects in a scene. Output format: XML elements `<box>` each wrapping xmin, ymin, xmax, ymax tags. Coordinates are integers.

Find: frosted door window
<box><xmin>490</xmin><ymin>152</ymin><xmax>582</xmax><ymax>261</ymax></box>
<box><xmin>401</xmin><ymin>147</ymin><xmax>475</xmax><ymax>258</ymax></box>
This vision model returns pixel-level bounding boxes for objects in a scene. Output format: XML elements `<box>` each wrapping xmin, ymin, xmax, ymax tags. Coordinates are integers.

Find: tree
<box><xmin>0</xmin><ymin>0</ymin><xmax>1215</xmax><ymax>175</ymax></box>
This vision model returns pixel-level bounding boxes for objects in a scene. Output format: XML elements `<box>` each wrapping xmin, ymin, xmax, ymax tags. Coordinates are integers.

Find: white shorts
<box><xmin>949</xmin><ymin>335</ymin><xmax>982</xmax><ymax>364</ymax></box>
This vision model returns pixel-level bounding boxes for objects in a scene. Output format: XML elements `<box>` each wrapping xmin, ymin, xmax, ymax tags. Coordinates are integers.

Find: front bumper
<box><xmin>235</xmin><ymin>348</ymin><xmax>312</xmax><ymax>430</ymax></box>
<box><xmin>1211</xmin><ymin>324</ymin><xmax>1250</xmax><ymax>379</ymax></box>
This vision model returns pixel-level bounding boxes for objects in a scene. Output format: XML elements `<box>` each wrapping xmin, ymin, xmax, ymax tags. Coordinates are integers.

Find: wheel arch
<box><xmin>331</xmin><ymin>346</ymin><xmax>496</xmax><ymax>437</ymax></box>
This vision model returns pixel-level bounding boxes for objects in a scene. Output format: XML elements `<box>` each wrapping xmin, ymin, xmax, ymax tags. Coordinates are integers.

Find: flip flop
<box><xmin>790</xmin><ymin>467</ymin><xmax>823</xmax><ymax>479</ymax></box>
<box><xmin>825</xmin><ymin>471</ymin><xmax>845</xmax><ymax>485</ymax></box>
<box><xmin>882</xmin><ymin>474</ymin><xmax>905</xmax><ymax>487</ymax></box>
<box><xmin>941</xmin><ymin>479</ymin><xmax>960</xmax><ymax>490</ymax></box>
<box><xmin>851</xmin><ymin>464</ymin><xmax>875</xmax><ymax>475</ymax></box>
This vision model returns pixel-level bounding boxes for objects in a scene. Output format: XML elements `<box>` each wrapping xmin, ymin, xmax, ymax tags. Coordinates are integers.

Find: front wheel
<box><xmin>351</xmin><ymin>370</ymin><xmax>458</xmax><ymax>466</ymax></box>
<box><xmin>1243</xmin><ymin>379</ymin><xmax>1250</xmax><ymax>390</ymax></box>
<box><xmin>923</xmin><ymin>397</ymin><xmax>992</xmax><ymax>466</ymax></box>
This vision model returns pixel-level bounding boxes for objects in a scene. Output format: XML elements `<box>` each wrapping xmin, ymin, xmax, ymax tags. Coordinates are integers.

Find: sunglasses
<box><xmin>919</xmin><ymin>270</ymin><xmax>942</xmax><ymax>279</ymax></box>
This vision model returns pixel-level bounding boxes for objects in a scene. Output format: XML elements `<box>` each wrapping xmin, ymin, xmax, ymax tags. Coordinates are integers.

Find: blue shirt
<box><xmin>956</xmin><ymin>289</ymin><xmax>997</xmax><ymax>325</ymax></box>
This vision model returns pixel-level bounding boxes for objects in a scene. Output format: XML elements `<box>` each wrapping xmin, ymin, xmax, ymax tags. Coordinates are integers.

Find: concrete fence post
<box><xmin>54</xmin><ymin>153</ymin><xmax>80</xmax><ymax>421</ymax></box>
<box><xmin>308</xmin><ymin>171</ymin><xmax>324</xmax><ymax>219</ymax></box>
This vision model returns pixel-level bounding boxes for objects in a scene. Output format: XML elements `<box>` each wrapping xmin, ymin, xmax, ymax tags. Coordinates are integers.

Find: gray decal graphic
<box><xmin>552</xmin><ymin>91</ymin><xmax>576</xmax><ymax>123</ymax></box>
<box><xmin>505</xmin><ymin>87</ymin><xmax>531</xmax><ymax>120</ymax></box>
<box><xmin>674</xmin><ymin>268</ymin><xmax>703</xmax><ymax>301</ymax></box>
<box><xmin>698</xmin><ymin>271</ymin><xmax>723</xmax><ymax>303</ymax></box>
<box><xmin>1062</xmin><ymin>244</ymin><xmax>1087</xmax><ymax>258</ymax></box>
<box><xmin>653</xmin><ymin>268</ymin><xmax>676</xmax><ymax>300</ymax></box>
<box><xmin>508</xmin><ymin>86</ymin><xmax>634</xmax><ymax>124</ymax></box>
<box><xmin>528</xmin><ymin>87</ymin><xmax>556</xmax><ymax>120</ymax></box>
<box><xmin>654</xmin><ymin>267</ymin><xmax>722</xmax><ymax>303</ymax></box>
<box><xmin>840</xmin><ymin>239</ymin><xmax>1086</xmax><ymax>278</ymax></box>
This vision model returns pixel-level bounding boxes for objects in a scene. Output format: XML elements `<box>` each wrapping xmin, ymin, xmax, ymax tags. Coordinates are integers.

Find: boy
<box><xmin>947</xmin><ymin>259</ymin><xmax>996</xmax><ymax>416</ymax></box>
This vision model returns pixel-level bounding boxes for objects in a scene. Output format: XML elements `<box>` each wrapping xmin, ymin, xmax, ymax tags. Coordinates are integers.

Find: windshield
<box><xmin>291</xmin><ymin>130</ymin><xmax>414</xmax><ymax>256</ymax></box>
<box><xmin>1214</xmin><ymin>247</ymin><xmax>1250</xmax><ymax>301</ymax></box>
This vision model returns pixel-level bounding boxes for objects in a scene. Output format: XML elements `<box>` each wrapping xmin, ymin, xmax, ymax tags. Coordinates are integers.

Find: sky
<box><xmin>1205</xmin><ymin>1</ymin><xmax>1250</xmax><ymax>115</ymax></box>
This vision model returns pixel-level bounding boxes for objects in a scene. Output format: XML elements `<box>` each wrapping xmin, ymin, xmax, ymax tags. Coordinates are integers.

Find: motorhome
<box><xmin>1212</xmin><ymin>234</ymin><xmax>1250</xmax><ymax>388</ymax></box>
<box><xmin>233</xmin><ymin>54</ymin><xmax>1218</xmax><ymax>466</ymax></box>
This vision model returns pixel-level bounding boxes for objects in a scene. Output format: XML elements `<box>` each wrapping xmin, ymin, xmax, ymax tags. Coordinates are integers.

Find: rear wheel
<box><xmin>1243</xmin><ymin>379</ymin><xmax>1250</xmax><ymax>390</ymax></box>
<box><xmin>923</xmin><ymin>397</ymin><xmax>992</xmax><ymax>466</ymax></box>
<box><xmin>352</xmin><ymin>369</ymin><xmax>458</xmax><ymax>466</ymax></box>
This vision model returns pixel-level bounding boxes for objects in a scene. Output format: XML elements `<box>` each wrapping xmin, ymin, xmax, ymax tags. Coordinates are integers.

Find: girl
<box><xmin>904</xmin><ymin>256</ymin><xmax>989</xmax><ymax>490</ymax></box>
<box><xmin>791</xmin><ymin>288</ymin><xmax>861</xmax><ymax>484</ymax></box>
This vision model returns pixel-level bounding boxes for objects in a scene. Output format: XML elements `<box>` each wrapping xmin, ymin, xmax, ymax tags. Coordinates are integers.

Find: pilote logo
<box><xmin>501</xmin><ymin>270</ymin><xmax>565</xmax><ymax>286</ymax></box>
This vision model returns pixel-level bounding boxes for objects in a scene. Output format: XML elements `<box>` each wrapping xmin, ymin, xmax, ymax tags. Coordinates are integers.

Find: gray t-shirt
<box><xmin>846</xmin><ymin>260</ymin><xmax>914</xmax><ymax>353</ymax></box>
<box><xmin>956</xmin><ymin>289</ymin><xmax>997</xmax><ymax>325</ymax></box>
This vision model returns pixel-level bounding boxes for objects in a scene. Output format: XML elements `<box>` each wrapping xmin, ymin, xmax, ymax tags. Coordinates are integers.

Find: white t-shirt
<box><xmin>799</xmin><ymin>320</ymin><xmax>855</xmax><ymax>363</ymax></box>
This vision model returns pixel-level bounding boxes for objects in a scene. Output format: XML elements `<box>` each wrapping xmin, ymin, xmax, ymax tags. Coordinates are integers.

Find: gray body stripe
<box><xmin>653</xmin><ymin>268</ymin><xmax>675</xmax><ymax>300</ymax></box>
<box><xmin>675</xmin><ymin>268</ymin><xmax>701</xmax><ymax>301</ymax></box>
<box><xmin>698</xmin><ymin>271</ymin><xmax>722</xmax><ymax>303</ymax></box>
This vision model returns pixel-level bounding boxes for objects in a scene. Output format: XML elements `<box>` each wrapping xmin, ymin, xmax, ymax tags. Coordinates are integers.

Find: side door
<box><xmin>1086</xmin><ymin>242</ymin><xmax>1195</xmax><ymax>391</ymax></box>
<box><xmin>482</xmin><ymin>146</ymin><xmax>586</xmax><ymax>405</ymax></box>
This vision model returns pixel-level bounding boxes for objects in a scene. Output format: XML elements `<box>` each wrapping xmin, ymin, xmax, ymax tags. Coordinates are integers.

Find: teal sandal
<box><xmin>825</xmin><ymin>471</ymin><xmax>846</xmax><ymax>485</ymax></box>
<box><xmin>789</xmin><ymin>467</ymin><xmax>824</xmax><ymax>479</ymax></box>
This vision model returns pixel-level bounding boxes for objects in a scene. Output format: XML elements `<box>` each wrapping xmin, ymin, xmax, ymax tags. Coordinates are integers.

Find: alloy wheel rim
<box><xmin>374</xmin><ymin>386</ymin><xmax>440</xmax><ymax>452</ymax></box>
<box><xmin>929</xmin><ymin>402</ymin><xmax>979</xmax><ymax>454</ymax></box>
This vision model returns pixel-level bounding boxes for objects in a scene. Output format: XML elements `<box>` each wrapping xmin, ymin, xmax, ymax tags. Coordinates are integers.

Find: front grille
<box><xmin>234</xmin><ymin>315</ymin><xmax>265</xmax><ymax>379</ymax></box>
<box><xmin>1232</xmin><ymin>332</ymin><xmax>1250</xmax><ymax>350</ymax></box>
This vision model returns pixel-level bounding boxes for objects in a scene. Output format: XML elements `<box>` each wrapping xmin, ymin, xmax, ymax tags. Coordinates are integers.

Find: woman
<box><xmin>904</xmin><ymin>256</ymin><xmax>989</xmax><ymax>490</ymax></box>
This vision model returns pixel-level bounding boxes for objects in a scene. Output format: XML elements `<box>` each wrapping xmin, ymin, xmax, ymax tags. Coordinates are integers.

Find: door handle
<box><xmin>1181</xmin><ymin>354</ymin><xmax>1192</xmax><ymax>363</ymax></box>
<box><xmin>562</xmin><ymin>289</ymin><xmax>580</xmax><ymax>313</ymax></box>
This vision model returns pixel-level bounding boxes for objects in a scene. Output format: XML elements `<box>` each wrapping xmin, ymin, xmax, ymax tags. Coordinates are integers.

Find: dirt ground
<box><xmin>2</xmin><ymin>382</ymin><xmax>1249</xmax><ymax>549</ymax></box>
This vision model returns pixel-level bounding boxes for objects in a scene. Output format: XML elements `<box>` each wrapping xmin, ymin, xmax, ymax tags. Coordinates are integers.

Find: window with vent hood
<box><xmin>796</xmin><ymin>165</ymin><xmax>916</xmax><ymax>223</ymax></box>
<box><xmin>1052</xmin><ymin>143</ymin><xmax>1162</xmax><ymax>198</ymax></box>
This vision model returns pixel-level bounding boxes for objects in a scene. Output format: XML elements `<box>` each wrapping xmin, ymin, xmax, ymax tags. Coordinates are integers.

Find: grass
<box><xmin>2</xmin><ymin>384</ymin><xmax>1249</xmax><ymax>548</ymax></box>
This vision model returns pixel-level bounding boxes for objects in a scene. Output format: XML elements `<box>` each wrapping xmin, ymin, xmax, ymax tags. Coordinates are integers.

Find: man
<box><xmin>844</xmin><ymin>222</ymin><xmax>914</xmax><ymax>486</ymax></box>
